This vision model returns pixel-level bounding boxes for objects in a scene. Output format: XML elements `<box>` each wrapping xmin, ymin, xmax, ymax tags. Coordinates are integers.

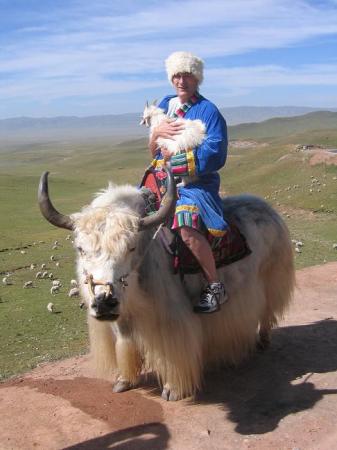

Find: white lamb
<box><xmin>2</xmin><ymin>276</ymin><xmax>10</xmax><ymax>285</ymax></box>
<box><xmin>141</xmin><ymin>102</ymin><xmax>206</xmax><ymax>185</ymax></box>
<box><xmin>50</xmin><ymin>286</ymin><xmax>60</xmax><ymax>295</ymax></box>
<box><xmin>47</xmin><ymin>302</ymin><xmax>55</xmax><ymax>312</ymax></box>
<box><xmin>68</xmin><ymin>287</ymin><xmax>79</xmax><ymax>297</ymax></box>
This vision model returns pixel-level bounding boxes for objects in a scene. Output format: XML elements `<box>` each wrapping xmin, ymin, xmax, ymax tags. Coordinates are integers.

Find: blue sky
<box><xmin>1</xmin><ymin>0</ymin><xmax>337</xmax><ymax>118</ymax></box>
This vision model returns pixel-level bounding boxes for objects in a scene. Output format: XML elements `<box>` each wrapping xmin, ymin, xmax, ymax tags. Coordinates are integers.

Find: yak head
<box><xmin>38</xmin><ymin>170</ymin><xmax>176</xmax><ymax>321</ymax></box>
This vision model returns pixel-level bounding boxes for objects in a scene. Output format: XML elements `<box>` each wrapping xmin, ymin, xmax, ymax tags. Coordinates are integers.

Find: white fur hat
<box><xmin>165</xmin><ymin>51</ymin><xmax>204</xmax><ymax>85</ymax></box>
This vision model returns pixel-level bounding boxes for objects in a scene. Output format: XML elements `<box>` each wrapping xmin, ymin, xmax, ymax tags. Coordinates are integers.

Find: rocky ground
<box><xmin>1</xmin><ymin>262</ymin><xmax>337</xmax><ymax>450</ymax></box>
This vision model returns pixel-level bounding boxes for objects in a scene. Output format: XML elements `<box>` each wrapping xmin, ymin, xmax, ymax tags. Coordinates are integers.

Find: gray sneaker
<box><xmin>194</xmin><ymin>282</ymin><xmax>228</xmax><ymax>314</ymax></box>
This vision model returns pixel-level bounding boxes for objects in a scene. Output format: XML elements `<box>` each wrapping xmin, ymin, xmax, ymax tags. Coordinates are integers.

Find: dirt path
<box><xmin>1</xmin><ymin>263</ymin><xmax>337</xmax><ymax>450</ymax></box>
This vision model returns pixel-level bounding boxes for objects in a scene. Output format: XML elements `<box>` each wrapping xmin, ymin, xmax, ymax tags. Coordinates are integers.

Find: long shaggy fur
<box><xmin>73</xmin><ymin>185</ymin><xmax>295</xmax><ymax>400</ymax></box>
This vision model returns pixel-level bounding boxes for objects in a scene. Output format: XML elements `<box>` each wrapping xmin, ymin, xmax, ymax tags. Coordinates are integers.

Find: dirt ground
<box><xmin>309</xmin><ymin>149</ymin><xmax>337</xmax><ymax>166</ymax></box>
<box><xmin>1</xmin><ymin>262</ymin><xmax>337</xmax><ymax>450</ymax></box>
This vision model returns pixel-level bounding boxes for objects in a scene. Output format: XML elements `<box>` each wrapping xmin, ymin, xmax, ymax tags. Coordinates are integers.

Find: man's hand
<box><xmin>149</xmin><ymin>119</ymin><xmax>185</xmax><ymax>157</ymax></box>
<box><xmin>153</xmin><ymin>119</ymin><xmax>185</xmax><ymax>139</ymax></box>
<box><xmin>161</xmin><ymin>147</ymin><xmax>175</xmax><ymax>162</ymax></box>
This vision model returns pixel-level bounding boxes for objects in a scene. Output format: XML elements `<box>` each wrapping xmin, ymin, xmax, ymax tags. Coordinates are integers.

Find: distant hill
<box><xmin>220</xmin><ymin>106</ymin><xmax>337</xmax><ymax>125</ymax></box>
<box><xmin>0</xmin><ymin>113</ymin><xmax>147</xmax><ymax>143</ymax></box>
<box><xmin>229</xmin><ymin>111</ymin><xmax>337</xmax><ymax>140</ymax></box>
<box><xmin>1</xmin><ymin>106</ymin><xmax>336</xmax><ymax>143</ymax></box>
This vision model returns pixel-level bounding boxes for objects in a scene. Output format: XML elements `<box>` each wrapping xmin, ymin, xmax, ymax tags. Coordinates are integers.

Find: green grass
<box><xmin>0</xmin><ymin>138</ymin><xmax>150</xmax><ymax>380</ymax></box>
<box><xmin>1</xmin><ymin>126</ymin><xmax>337</xmax><ymax>380</ymax></box>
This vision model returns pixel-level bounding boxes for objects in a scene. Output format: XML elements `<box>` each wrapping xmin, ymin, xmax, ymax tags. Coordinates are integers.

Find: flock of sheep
<box><xmin>2</xmin><ymin>236</ymin><xmax>83</xmax><ymax>313</ymax></box>
<box><xmin>263</xmin><ymin>174</ymin><xmax>337</xmax><ymax>259</ymax></box>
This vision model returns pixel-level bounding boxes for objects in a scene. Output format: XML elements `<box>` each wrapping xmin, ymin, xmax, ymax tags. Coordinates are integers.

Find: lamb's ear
<box><xmin>152</xmin><ymin>99</ymin><xmax>158</xmax><ymax>106</ymax></box>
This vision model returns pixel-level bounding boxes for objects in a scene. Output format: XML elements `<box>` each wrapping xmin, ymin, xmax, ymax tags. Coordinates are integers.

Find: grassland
<box><xmin>1</xmin><ymin>114</ymin><xmax>337</xmax><ymax>380</ymax></box>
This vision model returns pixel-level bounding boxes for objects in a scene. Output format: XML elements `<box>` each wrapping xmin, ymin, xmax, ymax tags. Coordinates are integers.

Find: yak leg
<box><xmin>258</xmin><ymin>311</ymin><xmax>277</xmax><ymax>350</ymax></box>
<box><xmin>161</xmin><ymin>383</ymin><xmax>181</xmax><ymax>402</ymax></box>
<box><xmin>112</xmin><ymin>322</ymin><xmax>141</xmax><ymax>393</ymax></box>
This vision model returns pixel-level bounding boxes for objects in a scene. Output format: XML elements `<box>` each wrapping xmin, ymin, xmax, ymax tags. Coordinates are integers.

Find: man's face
<box><xmin>172</xmin><ymin>72</ymin><xmax>199</xmax><ymax>101</ymax></box>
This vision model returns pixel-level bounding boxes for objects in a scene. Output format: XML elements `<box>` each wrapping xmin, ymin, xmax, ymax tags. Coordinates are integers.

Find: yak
<box><xmin>38</xmin><ymin>169</ymin><xmax>295</xmax><ymax>401</ymax></box>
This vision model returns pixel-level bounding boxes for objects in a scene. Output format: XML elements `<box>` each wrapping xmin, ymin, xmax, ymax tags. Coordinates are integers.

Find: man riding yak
<box><xmin>147</xmin><ymin>51</ymin><xmax>228</xmax><ymax>313</ymax></box>
<box><xmin>37</xmin><ymin>52</ymin><xmax>294</xmax><ymax>400</ymax></box>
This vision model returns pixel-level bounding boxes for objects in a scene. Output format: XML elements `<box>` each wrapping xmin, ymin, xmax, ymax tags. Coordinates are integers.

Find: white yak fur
<box><xmin>72</xmin><ymin>184</ymin><xmax>295</xmax><ymax>400</ymax></box>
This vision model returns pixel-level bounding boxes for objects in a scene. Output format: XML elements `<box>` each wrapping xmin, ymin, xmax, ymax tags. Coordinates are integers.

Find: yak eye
<box><xmin>129</xmin><ymin>247</ymin><xmax>136</xmax><ymax>252</ymax></box>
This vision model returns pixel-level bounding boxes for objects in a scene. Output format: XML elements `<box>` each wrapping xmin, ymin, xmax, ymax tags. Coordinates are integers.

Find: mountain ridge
<box><xmin>0</xmin><ymin>107</ymin><xmax>336</xmax><ymax>143</ymax></box>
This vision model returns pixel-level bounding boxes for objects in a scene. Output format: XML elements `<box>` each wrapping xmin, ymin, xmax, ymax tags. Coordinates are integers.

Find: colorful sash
<box><xmin>172</xmin><ymin>92</ymin><xmax>200</xmax><ymax>118</ymax></box>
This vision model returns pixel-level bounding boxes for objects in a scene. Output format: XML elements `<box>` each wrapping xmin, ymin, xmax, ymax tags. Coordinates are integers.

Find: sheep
<box><xmin>65</xmin><ymin>234</ymin><xmax>71</xmax><ymax>240</ymax></box>
<box><xmin>48</xmin><ymin>273</ymin><xmax>54</xmax><ymax>279</ymax></box>
<box><xmin>30</xmin><ymin>263</ymin><xmax>36</xmax><ymax>270</ymax></box>
<box><xmin>54</xmin><ymin>240</ymin><xmax>59</xmax><ymax>246</ymax></box>
<box><xmin>52</xmin><ymin>280</ymin><xmax>62</xmax><ymax>287</ymax></box>
<box><xmin>70</xmin><ymin>279</ymin><xmax>78</xmax><ymax>287</ymax></box>
<box><xmin>41</xmin><ymin>271</ymin><xmax>48</xmax><ymax>279</ymax></box>
<box><xmin>2</xmin><ymin>276</ymin><xmax>10</xmax><ymax>285</ymax></box>
<box><xmin>20</xmin><ymin>250</ymin><xmax>26</xmax><ymax>255</ymax></box>
<box><xmin>68</xmin><ymin>287</ymin><xmax>79</xmax><ymax>297</ymax></box>
<box><xmin>52</xmin><ymin>245</ymin><xmax>58</xmax><ymax>250</ymax></box>
<box><xmin>36</xmin><ymin>271</ymin><xmax>43</xmax><ymax>279</ymax></box>
<box><xmin>50</xmin><ymin>286</ymin><xmax>60</xmax><ymax>295</ymax></box>
<box><xmin>41</xmin><ymin>263</ymin><xmax>46</xmax><ymax>269</ymax></box>
<box><xmin>47</xmin><ymin>302</ymin><xmax>55</xmax><ymax>312</ymax></box>
<box><xmin>23</xmin><ymin>281</ymin><xmax>33</xmax><ymax>288</ymax></box>
<box><xmin>50</xmin><ymin>255</ymin><xmax>55</xmax><ymax>261</ymax></box>
<box><xmin>55</xmin><ymin>262</ymin><xmax>60</xmax><ymax>268</ymax></box>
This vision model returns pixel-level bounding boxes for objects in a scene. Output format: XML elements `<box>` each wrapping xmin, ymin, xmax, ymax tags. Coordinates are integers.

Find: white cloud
<box><xmin>1</xmin><ymin>0</ymin><xmax>337</xmax><ymax>114</ymax></box>
<box><xmin>206</xmin><ymin>64</ymin><xmax>337</xmax><ymax>89</ymax></box>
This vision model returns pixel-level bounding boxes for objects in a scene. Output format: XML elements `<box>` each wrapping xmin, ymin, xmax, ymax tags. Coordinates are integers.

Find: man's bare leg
<box><xmin>178</xmin><ymin>226</ymin><xmax>228</xmax><ymax>313</ymax></box>
<box><xmin>178</xmin><ymin>226</ymin><xmax>217</xmax><ymax>282</ymax></box>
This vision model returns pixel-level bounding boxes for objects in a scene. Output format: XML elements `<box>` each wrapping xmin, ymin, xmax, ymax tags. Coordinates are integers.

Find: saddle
<box><xmin>140</xmin><ymin>167</ymin><xmax>251</xmax><ymax>275</ymax></box>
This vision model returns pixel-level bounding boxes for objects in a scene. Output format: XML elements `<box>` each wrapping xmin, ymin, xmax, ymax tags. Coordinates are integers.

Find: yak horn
<box><xmin>38</xmin><ymin>171</ymin><xmax>74</xmax><ymax>230</ymax></box>
<box><xmin>139</xmin><ymin>166</ymin><xmax>177</xmax><ymax>230</ymax></box>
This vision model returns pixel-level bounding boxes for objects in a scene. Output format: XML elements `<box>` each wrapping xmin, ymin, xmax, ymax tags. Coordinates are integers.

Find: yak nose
<box><xmin>92</xmin><ymin>292</ymin><xmax>118</xmax><ymax>317</ymax></box>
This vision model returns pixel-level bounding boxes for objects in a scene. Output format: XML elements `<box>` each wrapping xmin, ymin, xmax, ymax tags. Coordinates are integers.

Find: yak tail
<box><xmin>87</xmin><ymin>314</ymin><xmax>117</xmax><ymax>379</ymax></box>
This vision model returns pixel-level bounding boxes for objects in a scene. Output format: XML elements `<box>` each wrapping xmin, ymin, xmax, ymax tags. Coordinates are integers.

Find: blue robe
<box><xmin>155</xmin><ymin>94</ymin><xmax>229</xmax><ymax>237</ymax></box>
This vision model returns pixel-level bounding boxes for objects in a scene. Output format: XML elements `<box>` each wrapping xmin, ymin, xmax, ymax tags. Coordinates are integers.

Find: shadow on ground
<box><xmin>196</xmin><ymin>319</ymin><xmax>337</xmax><ymax>434</ymax></box>
<box><xmin>10</xmin><ymin>374</ymin><xmax>168</xmax><ymax>449</ymax></box>
<box><xmin>63</xmin><ymin>422</ymin><xmax>170</xmax><ymax>450</ymax></box>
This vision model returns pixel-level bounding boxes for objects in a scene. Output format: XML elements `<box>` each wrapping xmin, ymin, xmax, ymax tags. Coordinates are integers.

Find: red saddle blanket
<box><xmin>140</xmin><ymin>167</ymin><xmax>251</xmax><ymax>275</ymax></box>
<box><xmin>171</xmin><ymin>224</ymin><xmax>251</xmax><ymax>274</ymax></box>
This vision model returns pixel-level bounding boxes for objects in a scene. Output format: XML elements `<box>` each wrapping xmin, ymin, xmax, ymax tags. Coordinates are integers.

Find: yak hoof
<box><xmin>113</xmin><ymin>378</ymin><xmax>133</xmax><ymax>393</ymax></box>
<box><xmin>161</xmin><ymin>385</ymin><xmax>180</xmax><ymax>401</ymax></box>
<box><xmin>257</xmin><ymin>332</ymin><xmax>271</xmax><ymax>351</ymax></box>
